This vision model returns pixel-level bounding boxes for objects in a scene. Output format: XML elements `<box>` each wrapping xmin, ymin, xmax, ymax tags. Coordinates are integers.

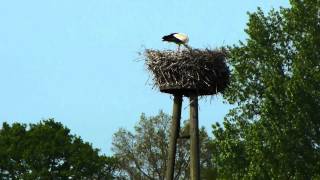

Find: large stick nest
<box><xmin>145</xmin><ymin>48</ymin><xmax>230</xmax><ymax>96</ymax></box>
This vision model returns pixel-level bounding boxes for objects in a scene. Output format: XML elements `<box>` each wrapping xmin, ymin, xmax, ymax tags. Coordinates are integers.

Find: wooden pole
<box><xmin>166</xmin><ymin>94</ymin><xmax>183</xmax><ymax>180</ymax></box>
<box><xmin>190</xmin><ymin>94</ymin><xmax>200</xmax><ymax>180</ymax></box>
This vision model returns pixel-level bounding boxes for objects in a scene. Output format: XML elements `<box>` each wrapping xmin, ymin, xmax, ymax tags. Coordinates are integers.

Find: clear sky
<box><xmin>0</xmin><ymin>0</ymin><xmax>289</xmax><ymax>155</ymax></box>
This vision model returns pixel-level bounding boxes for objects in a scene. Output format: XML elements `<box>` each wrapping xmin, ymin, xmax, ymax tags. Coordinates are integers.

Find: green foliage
<box><xmin>0</xmin><ymin>119</ymin><xmax>119</xmax><ymax>179</ymax></box>
<box><xmin>112</xmin><ymin>111</ymin><xmax>214</xmax><ymax>180</ymax></box>
<box><xmin>212</xmin><ymin>0</ymin><xmax>320</xmax><ymax>179</ymax></box>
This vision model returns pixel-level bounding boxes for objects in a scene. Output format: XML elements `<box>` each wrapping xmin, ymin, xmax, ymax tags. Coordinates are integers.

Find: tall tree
<box><xmin>212</xmin><ymin>0</ymin><xmax>320</xmax><ymax>179</ymax></box>
<box><xmin>0</xmin><ymin>119</ymin><xmax>120</xmax><ymax>179</ymax></box>
<box><xmin>112</xmin><ymin>111</ymin><xmax>213</xmax><ymax>180</ymax></box>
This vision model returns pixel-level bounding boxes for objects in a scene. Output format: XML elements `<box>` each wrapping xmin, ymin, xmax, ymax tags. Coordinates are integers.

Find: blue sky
<box><xmin>0</xmin><ymin>0</ymin><xmax>289</xmax><ymax>155</ymax></box>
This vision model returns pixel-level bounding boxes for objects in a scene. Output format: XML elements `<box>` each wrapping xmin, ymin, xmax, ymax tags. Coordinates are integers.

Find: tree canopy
<box><xmin>112</xmin><ymin>111</ymin><xmax>214</xmax><ymax>180</ymax></box>
<box><xmin>212</xmin><ymin>0</ymin><xmax>320</xmax><ymax>179</ymax></box>
<box><xmin>0</xmin><ymin>119</ymin><xmax>119</xmax><ymax>179</ymax></box>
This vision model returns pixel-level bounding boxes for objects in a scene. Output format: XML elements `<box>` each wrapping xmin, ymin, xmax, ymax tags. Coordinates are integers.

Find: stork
<box><xmin>162</xmin><ymin>33</ymin><xmax>189</xmax><ymax>51</ymax></box>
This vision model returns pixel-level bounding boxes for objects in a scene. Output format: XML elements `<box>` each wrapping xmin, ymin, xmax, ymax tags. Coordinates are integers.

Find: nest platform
<box><xmin>145</xmin><ymin>48</ymin><xmax>230</xmax><ymax>96</ymax></box>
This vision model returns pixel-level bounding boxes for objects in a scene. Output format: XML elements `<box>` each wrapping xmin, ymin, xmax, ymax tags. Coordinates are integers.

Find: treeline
<box><xmin>1</xmin><ymin>0</ymin><xmax>320</xmax><ymax>179</ymax></box>
<box><xmin>0</xmin><ymin>119</ymin><xmax>119</xmax><ymax>179</ymax></box>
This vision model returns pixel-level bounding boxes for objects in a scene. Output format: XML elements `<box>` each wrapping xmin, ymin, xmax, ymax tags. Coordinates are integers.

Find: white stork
<box><xmin>162</xmin><ymin>33</ymin><xmax>189</xmax><ymax>51</ymax></box>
